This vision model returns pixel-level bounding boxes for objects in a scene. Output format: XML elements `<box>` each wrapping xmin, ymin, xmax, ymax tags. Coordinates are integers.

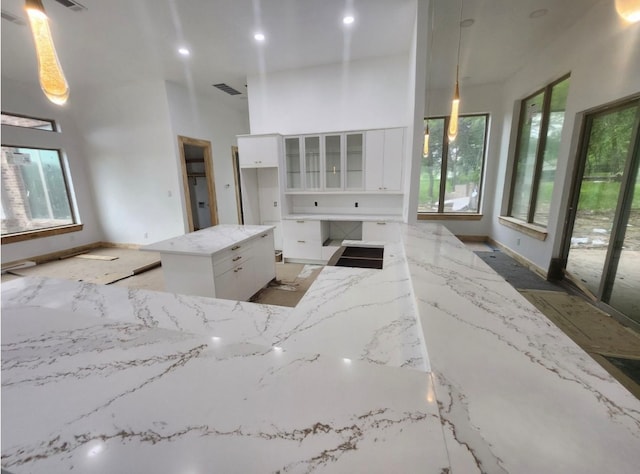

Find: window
<box><xmin>1</xmin><ymin>112</ymin><xmax>79</xmax><ymax>243</ymax></box>
<box><xmin>418</xmin><ymin>114</ymin><xmax>488</xmax><ymax>215</ymax></box>
<box><xmin>1</xmin><ymin>112</ymin><xmax>56</xmax><ymax>131</ymax></box>
<box><xmin>508</xmin><ymin>75</ymin><xmax>570</xmax><ymax>227</ymax></box>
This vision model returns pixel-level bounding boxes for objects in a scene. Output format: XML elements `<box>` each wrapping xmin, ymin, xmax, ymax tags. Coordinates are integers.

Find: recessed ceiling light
<box><xmin>178</xmin><ymin>47</ymin><xmax>190</xmax><ymax>56</ymax></box>
<box><xmin>529</xmin><ymin>9</ymin><xmax>548</xmax><ymax>19</ymax></box>
<box><xmin>460</xmin><ymin>18</ymin><xmax>474</xmax><ymax>27</ymax></box>
<box><xmin>343</xmin><ymin>15</ymin><xmax>355</xmax><ymax>25</ymax></box>
<box><xmin>254</xmin><ymin>32</ymin><xmax>265</xmax><ymax>41</ymax></box>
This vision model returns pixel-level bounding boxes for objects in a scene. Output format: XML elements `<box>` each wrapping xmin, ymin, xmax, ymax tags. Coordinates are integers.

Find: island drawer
<box><xmin>213</xmin><ymin>244</ymin><xmax>253</xmax><ymax>276</ymax></box>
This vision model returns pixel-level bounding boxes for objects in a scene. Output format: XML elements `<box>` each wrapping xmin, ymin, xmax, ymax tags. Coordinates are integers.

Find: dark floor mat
<box><xmin>475</xmin><ymin>251</ymin><xmax>563</xmax><ymax>292</ymax></box>
<box><xmin>603</xmin><ymin>356</ymin><xmax>640</xmax><ymax>386</ymax></box>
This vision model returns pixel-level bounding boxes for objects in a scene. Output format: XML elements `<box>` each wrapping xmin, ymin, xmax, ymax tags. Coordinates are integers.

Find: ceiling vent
<box><xmin>52</xmin><ymin>0</ymin><xmax>87</xmax><ymax>12</ymax></box>
<box><xmin>1</xmin><ymin>10</ymin><xmax>25</xmax><ymax>25</ymax></box>
<box><xmin>213</xmin><ymin>83</ymin><xmax>242</xmax><ymax>96</ymax></box>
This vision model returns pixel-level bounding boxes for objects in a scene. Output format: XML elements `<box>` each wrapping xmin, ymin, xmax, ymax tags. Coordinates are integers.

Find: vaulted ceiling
<box><xmin>1</xmin><ymin>0</ymin><xmax>603</xmax><ymax>105</ymax></box>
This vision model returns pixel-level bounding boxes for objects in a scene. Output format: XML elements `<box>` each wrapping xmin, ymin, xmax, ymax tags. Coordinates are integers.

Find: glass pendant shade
<box><xmin>615</xmin><ymin>0</ymin><xmax>640</xmax><ymax>22</ymax></box>
<box><xmin>448</xmin><ymin>82</ymin><xmax>460</xmax><ymax>142</ymax></box>
<box><xmin>25</xmin><ymin>0</ymin><xmax>69</xmax><ymax>105</ymax></box>
<box><xmin>423</xmin><ymin>125</ymin><xmax>430</xmax><ymax>156</ymax></box>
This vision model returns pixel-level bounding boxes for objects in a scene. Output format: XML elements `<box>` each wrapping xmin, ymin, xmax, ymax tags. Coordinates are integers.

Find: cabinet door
<box><xmin>345</xmin><ymin>133</ymin><xmax>364</xmax><ymax>190</ymax></box>
<box><xmin>304</xmin><ymin>136</ymin><xmax>322</xmax><ymax>190</ymax></box>
<box><xmin>285</xmin><ymin>137</ymin><xmax>302</xmax><ymax>190</ymax></box>
<box><xmin>252</xmin><ymin>230</ymin><xmax>276</xmax><ymax>293</ymax></box>
<box><xmin>324</xmin><ymin>134</ymin><xmax>342</xmax><ymax>190</ymax></box>
<box><xmin>365</xmin><ymin>130</ymin><xmax>385</xmax><ymax>191</ymax></box>
<box><xmin>362</xmin><ymin>221</ymin><xmax>400</xmax><ymax>242</ymax></box>
<box><xmin>282</xmin><ymin>220</ymin><xmax>322</xmax><ymax>261</ymax></box>
<box><xmin>382</xmin><ymin>128</ymin><xmax>404</xmax><ymax>191</ymax></box>
<box><xmin>238</xmin><ymin>135</ymin><xmax>280</xmax><ymax>168</ymax></box>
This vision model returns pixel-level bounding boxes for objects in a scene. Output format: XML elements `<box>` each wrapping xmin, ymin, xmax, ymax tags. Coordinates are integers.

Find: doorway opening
<box><xmin>231</xmin><ymin>146</ymin><xmax>244</xmax><ymax>224</ymax></box>
<box><xmin>562</xmin><ymin>95</ymin><xmax>640</xmax><ymax>327</ymax></box>
<box><xmin>177</xmin><ymin>136</ymin><xmax>218</xmax><ymax>231</ymax></box>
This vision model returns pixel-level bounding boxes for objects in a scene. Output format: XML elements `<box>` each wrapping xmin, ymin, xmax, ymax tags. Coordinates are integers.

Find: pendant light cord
<box><xmin>455</xmin><ymin>0</ymin><xmax>464</xmax><ymax>84</ymax></box>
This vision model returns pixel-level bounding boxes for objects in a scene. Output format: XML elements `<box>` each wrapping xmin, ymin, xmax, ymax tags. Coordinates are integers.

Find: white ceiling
<box><xmin>1</xmin><ymin>0</ymin><xmax>603</xmax><ymax>105</ymax></box>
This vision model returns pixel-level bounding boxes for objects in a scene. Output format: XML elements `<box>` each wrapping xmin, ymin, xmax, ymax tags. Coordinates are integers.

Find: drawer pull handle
<box><xmin>234</xmin><ymin>267</ymin><xmax>243</xmax><ymax>272</ymax></box>
<box><xmin>297</xmin><ymin>240</ymin><xmax>306</xmax><ymax>243</ymax></box>
<box><xmin>376</xmin><ymin>222</ymin><xmax>386</xmax><ymax>225</ymax></box>
<box><xmin>231</xmin><ymin>245</ymin><xmax>241</xmax><ymax>251</ymax></box>
<box><xmin>261</xmin><ymin>234</ymin><xmax>267</xmax><ymax>238</ymax></box>
<box><xmin>296</xmin><ymin>220</ymin><xmax>305</xmax><ymax>223</ymax></box>
<box><xmin>232</xmin><ymin>256</ymin><xmax>242</xmax><ymax>262</ymax></box>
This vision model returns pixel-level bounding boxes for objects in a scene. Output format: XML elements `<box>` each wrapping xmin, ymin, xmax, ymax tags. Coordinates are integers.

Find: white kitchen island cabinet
<box><xmin>141</xmin><ymin>225</ymin><xmax>275</xmax><ymax>300</ymax></box>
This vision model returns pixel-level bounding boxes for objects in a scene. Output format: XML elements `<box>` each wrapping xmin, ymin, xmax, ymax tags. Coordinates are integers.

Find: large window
<box><xmin>418</xmin><ymin>114</ymin><xmax>488</xmax><ymax>215</ymax></box>
<box><xmin>508</xmin><ymin>75</ymin><xmax>570</xmax><ymax>226</ymax></box>
<box><xmin>1</xmin><ymin>113</ymin><xmax>78</xmax><ymax>242</ymax></box>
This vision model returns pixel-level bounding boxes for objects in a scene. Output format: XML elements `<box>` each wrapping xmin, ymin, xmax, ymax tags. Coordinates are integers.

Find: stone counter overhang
<box><xmin>2</xmin><ymin>223</ymin><xmax>639</xmax><ymax>473</ymax></box>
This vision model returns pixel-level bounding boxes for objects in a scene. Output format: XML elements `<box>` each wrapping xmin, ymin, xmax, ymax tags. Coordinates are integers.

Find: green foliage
<box><xmin>585</xmin><ymin>105</ymin><xmax>637</xmax><ymax>177</ymax></box>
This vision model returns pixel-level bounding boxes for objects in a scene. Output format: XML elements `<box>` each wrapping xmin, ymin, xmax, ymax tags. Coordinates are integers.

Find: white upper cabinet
<box><xmin>237</xmin><ymin>134</ymin><xmax>281</xmax><ymax>168</ymax></box>
<box><xmin>345</xmin><ymin>133</ymin><xmax>364</xmax><ymax>190</ymax></box>
<box><xmin>324</xmin><ymin>134</ymin><xmax>342</xmax><ymax>190</ymax></box>
<box><xmin>285</xmin><ymin>137</ymin><xmax>303</xmax><ymax>190</ymax></box>
<box><xmin>365</xmin><ymin>128</ymin><xmax>404</xmax><ymax>192</ymax></box>
<box><xmin>304</xmin><ymin>136</ymin><xmax>322</xmax><ymax>190</ymax></box>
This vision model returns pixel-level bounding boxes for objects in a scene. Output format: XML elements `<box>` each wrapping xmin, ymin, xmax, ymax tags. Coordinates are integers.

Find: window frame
<box><xmin>417</xmin><ymin>112</ymin><xmax>490</xmax><ymax>218</ymax></box>
<box><xmin>506</xmin><ymin>73</ymin><xmax>570</xmax><ymax>226</ymax></box>
<box><xmin>1</xmin><ymin>140</ymin><xmax>81</xmax><ymax>244</ymax></box>
<box><xmin>1</xmin><ymin>111</ymin><xmax>58</xmax><ymax>132</ymax></box>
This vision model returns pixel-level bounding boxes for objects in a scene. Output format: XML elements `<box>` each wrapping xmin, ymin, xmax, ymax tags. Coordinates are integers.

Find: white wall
<box><xmin>1</xmin><ymin>78</ymin><xmax>103</xmax><ymax>264</ymax></box>
<box><xmin>71</xmin><ymin>80</ymin><xmax>183</xmax><ymax>244</ymax></box>
<box><xmin>247</xmin><ymin>54</ymin><xmax>413</xmax><ymax>135</ymax></box>
<box><xmin>164</xmin><ymin>81</ymin><xmax>250</xmax><ymax>226</ymax></box>
<box><xmin>491</xmin><ymin>2</ymin><xmax>640</xmax><ymax>272</ymax></box>
<box><xmin>424</xmin><ymin>82</ymin><xmax>506</xmax><ymax>236</ymax></box>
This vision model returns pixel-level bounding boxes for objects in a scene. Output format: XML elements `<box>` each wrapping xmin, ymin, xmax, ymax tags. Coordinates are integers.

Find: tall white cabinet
<box><xmin>365</xmin><ymin>128</ymin><xmax>404</xmax><ymax>192</ymax></box>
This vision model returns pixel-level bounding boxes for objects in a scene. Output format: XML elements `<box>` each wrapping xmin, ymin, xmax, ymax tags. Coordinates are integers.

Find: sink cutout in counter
<box><xmin>330</xmin><ymin>246</ymin><xmax>384</xmax><ymax>270</ymax></box>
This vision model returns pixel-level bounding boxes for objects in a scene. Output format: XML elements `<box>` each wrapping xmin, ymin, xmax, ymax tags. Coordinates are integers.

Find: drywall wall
<box><xmin>164</xmin><ymin>81</ymin><xmax>250</xmax><ymax>225</ymax></box>
<box><xmin>247</xmin><ymin>54</ymin><xmax>413</xmax><ymax>135</ymax></box>
<box><xmin>71</xmin><ymin>80</ymin><xmax>184</xmax><ymax>245</ymax></box>
<box><xmin>1</xmin><ymin>78</ymin><xmax>103</xmax><ymax>264</ymax></box>
<box><xmin>491</xmin><ymin>1</ymin><xmax>640</xmax><ymax>272</ymax></box>
<box><xmin>421</xmin><ymin>81</ymin><xmax>506</xmax><ymax>236</ymax></box>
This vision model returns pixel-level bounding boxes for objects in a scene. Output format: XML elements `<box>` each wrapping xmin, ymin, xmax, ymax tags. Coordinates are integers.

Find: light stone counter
<box><xmin>141</xmin><ymin>224</ymin><xmax>274</xmax><ymax>256</ymax></box>
<box><xmin>2</xmin><ymin>222</ymin><xmax>639</xmax><ymax>473</ymax></box>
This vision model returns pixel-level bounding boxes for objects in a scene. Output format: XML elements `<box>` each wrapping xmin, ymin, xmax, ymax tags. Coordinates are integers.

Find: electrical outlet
<box><xmin>314</xmin><ymin>201</ymin><xmax>318</xmax><ymax>207</ymax></box>
<box><xmin>355</xmin><ymin>202</ymin><xmax>358</xmax><ymax>208</ymax></box>
<box><xmin>516</xmin><ymin>238</ymin><xmax>521</xmax><ymax>246</ymax></box>
<box><xmin>167</xmin><ymin>190</ymin><xmax>172</xmax><ymax>197</ymax></box>
<box><xmin>273</xmin><ymin>201</ymin><xmax>277</xmax><ymax>207</ymax></box>
<box><xmin>144</xmin><ymin>232</ymin><xmax>148</xmax><ymax>239</ymax></box>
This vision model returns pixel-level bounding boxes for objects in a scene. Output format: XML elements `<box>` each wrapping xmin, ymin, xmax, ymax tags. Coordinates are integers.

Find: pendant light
<box><xmin>25</xmin><ymin>0</ymin><xmax>69</xmax><ymax>105</ymax></box>
<box><xmin>448</xmin><ymin>0</ymin><xmax>464</xmax><ymax>142</ymax></box>
<box><xmin>615</xmin><ymin>0</ymin><xmax>640</xmax><ymax>22</ymax></box>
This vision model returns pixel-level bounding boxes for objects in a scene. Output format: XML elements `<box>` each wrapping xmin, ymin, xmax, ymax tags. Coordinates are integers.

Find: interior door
<box><xmin>563</xmin><ymin>97</ymin><xmax>640</xmax><ymax>324</ymax></box>
<box><xmin>178</xmin><ymin>136</ymin><xmax>218</xmax><ymax>232</ymax></box>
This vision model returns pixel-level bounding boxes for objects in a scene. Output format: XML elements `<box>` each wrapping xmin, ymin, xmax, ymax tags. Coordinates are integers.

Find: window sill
<box><xmin>1</xmin><ymin>224</ymin><xmax>83</xmax><ymax>244</ymax></box>
<box><xmin>498</xmin><ymin>216</ymin><xmax>547</xmax><ymax>241</ymax></box>
<box><xmin>417</xmin><ymin>213</ymin><xmax>483</xmax><ymax>221</ymax></box>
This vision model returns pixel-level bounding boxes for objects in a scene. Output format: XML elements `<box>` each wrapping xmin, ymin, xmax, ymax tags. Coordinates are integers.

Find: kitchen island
<box><xmin>2</xmin><ymin>223</ymin><xmax>639</xmax><ymax>473</ymax></box>
<box><xmin>141</xmin><ymin>224</ymin><xmax>275</xmax><ymax>300</ymax></box>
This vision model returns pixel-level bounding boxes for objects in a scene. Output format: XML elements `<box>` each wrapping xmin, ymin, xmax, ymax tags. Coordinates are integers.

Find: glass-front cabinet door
<box><xmin>324</xmin><ymin>134</ymin><xmax>342</xmax><ymax>189</ymax></box>
<box><xmin>305</xmin><ymin>136</ymin><xmax>321</xmax><ymax>190</ymax></box>
<box><xmin>346</xmin><ymin>133</ymin><xmax>364</xmax><ymax>190</ymax></box>
<box><xmin>285</xmin><ymin>137</ymin><xmax>302</xmax><ymax>190</ymax></box>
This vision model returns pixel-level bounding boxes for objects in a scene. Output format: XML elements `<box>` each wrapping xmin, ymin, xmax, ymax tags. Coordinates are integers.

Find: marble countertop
<box><xmin>282</xmin><ymin>214</ymin><xmax>403</xmax><ymax>221</ymax></box>
<box><xmin>2</xmin><ymin>222</ymin><xmax>640</xmax><ymax>473</ymax></box>
<box><xmin>140</xmin><ymin>224</ymin><xmax>274</xmax><ymax>256</ymax></box>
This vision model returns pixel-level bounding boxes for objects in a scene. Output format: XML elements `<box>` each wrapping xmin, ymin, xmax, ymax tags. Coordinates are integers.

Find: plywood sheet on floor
<box><xmin>520</xmin><ymin>290</ymin><xmax>640</xmax><ymax>357</ymax></box>
<box><xmin>251</xmin><ymin>264</ymin><xmax>323</xmax><ymax>308</ymax></box>
<box><xmin>8</xmin><ymin>248</ymin><xmax>161</xmax><ymax>285</ymax></box>
<box><xmin>464</xmin><ymin>242</ymin><xmax>494</xmax><ymax>252</ymax></box>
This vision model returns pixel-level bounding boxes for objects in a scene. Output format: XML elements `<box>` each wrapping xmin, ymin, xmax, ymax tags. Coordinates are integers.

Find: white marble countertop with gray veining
<box><xmin>2</xmin><ymin>222</ymin><xmax>640</xmax><ymax>473</ymax></box>
<box><xmin>140</xmin><ymin>224</ymin><xmax>274</xmax><ymax>256</ymax></box>
<box><xmin>282</xmin><ymin>213</ymin><xmax>403</xmax><ymax>221</ymax></box>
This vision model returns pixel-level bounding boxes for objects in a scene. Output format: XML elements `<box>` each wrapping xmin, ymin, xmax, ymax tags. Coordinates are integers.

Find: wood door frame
<box><xmin>177</xmin><ymin>135</ymin><xmax>218</xmax><ymax>232</ymax></box>
<box><xmin>231</xmin><ymin>146</ymin><xmax>244</xmax><ymax>224</ymax></box>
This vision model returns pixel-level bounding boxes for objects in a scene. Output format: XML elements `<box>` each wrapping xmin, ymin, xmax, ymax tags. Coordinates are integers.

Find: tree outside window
<box><xmin>418</xmin><ymin>114</ymin><xmax>488</xmax><ymax>214</ymax></box>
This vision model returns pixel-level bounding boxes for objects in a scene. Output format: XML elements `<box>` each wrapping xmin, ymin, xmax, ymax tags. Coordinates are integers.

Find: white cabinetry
<box><xmin>362</xmin><ymin>221</ymin><xmax>400</xmax><ymax>242</ymax></box>
<box><xmin>282</xmin><ymin>220</ymin><xmax>325</xmax><ymax>261</ymax></box>
<box><xmin>144</xmin><ymin>226</ymin><xmax>276</xmax><ymax>301</ymax></box>
<box><xmin>238</xmin><ymin>134</ymin><xmax>281</xmax><ymax>168</ymax></box>
<box><xmin>365</xmin><ymin>128</ymin><xmax>404</xmax><ymax>192</ymax></box>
